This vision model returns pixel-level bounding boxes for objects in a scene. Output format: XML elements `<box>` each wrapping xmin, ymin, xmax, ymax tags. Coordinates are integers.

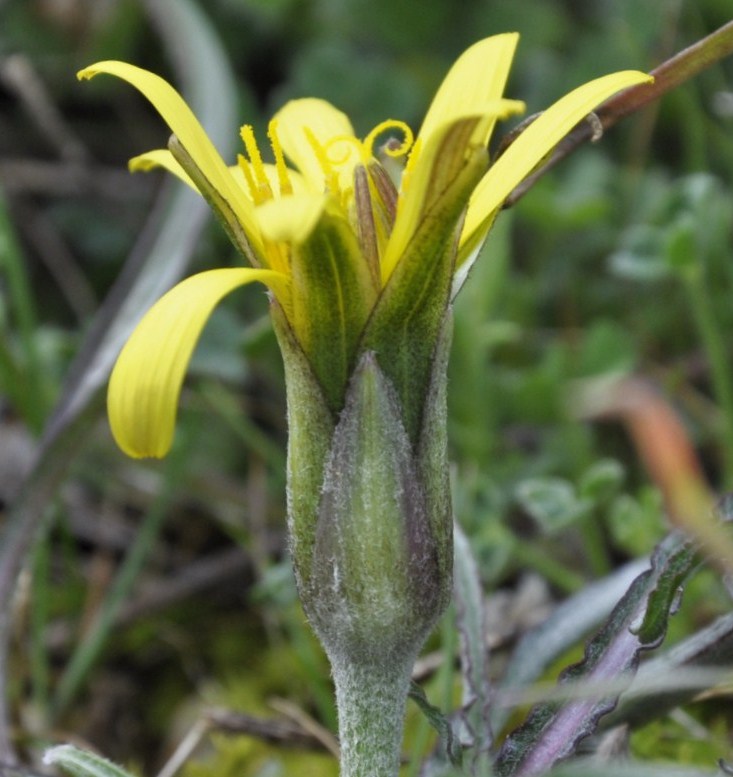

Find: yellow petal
<box><xmin>419</xmin><ymin>33</ymin><xmax>519</xmax><ymax>145</ymax></box>
<box><xmin>382</xmin><ymin>115</ymin><xmax>486</xmax><ymax>282</ymax></box>
<box><xmin>129</xmin><ymin>149</ymin><xmax>196</xmax><ymax>189</ymax></box>
<box><xmin>257</xmin><ymin>193</ymin><xmax>328</xmax><ymax>243</ymax></box>
<box><xmin>108</xmin><ymin>268</ymin><xmax>288</xmax><ymax>458</ymax></box>
<box><xmin>383</xmin><ymin>99</ymin><xmax>524</xmax><ymax>283</ymax></box>
<box><xmin>78</xmin><ymin>62</ymin><xmax>261</xmax><ymax>249</ymax></box>
<box><xmin>460</xmin><ymin>70</ymin><xmax>654</xmax><ymax>255</ymax></box>
<box><xmin>273</xmin><ymin>98</ymin><xmax>358</xmax><ymax>192</ymax></box>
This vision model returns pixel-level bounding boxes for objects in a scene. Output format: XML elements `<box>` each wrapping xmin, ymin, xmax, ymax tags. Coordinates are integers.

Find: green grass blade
<box><xmin>0</xmin><ymin>0</ymin><xmax>238</xmax><ymax>758</ymax></box>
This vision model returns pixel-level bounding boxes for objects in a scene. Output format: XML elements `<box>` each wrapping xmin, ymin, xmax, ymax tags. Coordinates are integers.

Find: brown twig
<box><xmin>0</xmin><ymin>54</ymin><xmax>89</xmax><ymax>163</ymax></box>
<box><xmin>574</xmin><ymin>375</ymin><xmax>733</xmax><ymax>573</ymax></box>
<box><xmin>504</xmin><ymin>20</ymin><xmax>733</xmax><ymax>208</ymax></box>
<box><xmin>205</xmin><ymin>707</ymin><xmax>331</xmax><ymax>752</ymax></box>
<box><xmin>44</xmin><ymin>546</ymin><xmax>256</xmax><ymax>651</ymax></box>
<box><xmin>268</xmin><ymin>697</ymin><xmax>341</xmax><ymax>757</ymax></box>
<box><xmin>0</xmin><ymin>159</ymin><xmax>144</xmax><ymax>199</ymax></box>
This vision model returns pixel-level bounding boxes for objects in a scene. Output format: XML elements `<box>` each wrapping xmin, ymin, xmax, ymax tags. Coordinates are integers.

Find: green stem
<box><xmin>580</xmin><ymin>512</ymin><xmax>612</xmax><ymax>577</ymax></box>
<box><xmin>512</xmin><ymin>540</ymin><xmax>585</xmax><ymax>594</ymax></box>
<box><xmin>685</xmin><ymin>269</ymin><xmax>733</xmax><ymax>488</ymax></box>
<box><xmin>331</xmin><ymin>654</ymin><xmax>413</xmax><ymax>777</ymax></box>
<box><xmin>0</xmin><ymin>188</ymin><xmax>46</xmax><ymax>432</ymax></box>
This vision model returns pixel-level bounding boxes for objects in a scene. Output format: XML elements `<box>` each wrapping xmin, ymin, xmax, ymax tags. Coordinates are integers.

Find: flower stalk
<box><xmin>331</xmin><ymin>655</ymin><xmax>415</xmax><ymax>777</ymax></box>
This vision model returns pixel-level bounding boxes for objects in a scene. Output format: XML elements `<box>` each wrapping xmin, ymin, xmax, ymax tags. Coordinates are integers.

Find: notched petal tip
<box><xmin>76</xmin><ymin>65</ymin><xmax>99</xmax><ymax>81</ymax></box>
<box><xmin>419</xmin><ymin>32</ymin><xmax>521</xmax><ymax>144</ymax></box>
<box><xmin>77</xmin><ymin>59</ymin><xmax>263</xmax><ymax>251</ymax></box>
<box><xmin>128</xmin><ymin>148</ymin><xmax>197</xmax><ymax>190</ymax></box>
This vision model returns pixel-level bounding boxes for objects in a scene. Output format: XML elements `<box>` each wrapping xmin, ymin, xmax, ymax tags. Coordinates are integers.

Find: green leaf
<box><xmin>43</xmin><ymin>745</ymin><xmax>137</xmax><ymax>777</ymax></box>
<box><xmin>579</xmin><ymin>459</ymin><xmax>625</xmax><ymax>504</ymax></box>
<box><xmin>495</xmin><ymin>531</ymin><xmax>697</xmax><ymax>777</ymax></box>
<box><xmin>0</xmin><ymin>189</ymin><xmax>47</xmax><ymax>431</ymax></box>
<box><xmin>515</xmin><ymin>477</ymin><xmax>592</xmax><ymax>534</ymax></box>
<box><xmin>545</xmin><ymin>759</ymin><xmax>718</xmax><ymax>777</ymax></box>
<box><xmin>604</xmin><ymin>610</ymin><xmax>733</xmax><ymax>730</ymax></box>
<box><xmin>493</xmin><ymin>557</ymin><xmax>649</xmax><ymax>733</ymax></box>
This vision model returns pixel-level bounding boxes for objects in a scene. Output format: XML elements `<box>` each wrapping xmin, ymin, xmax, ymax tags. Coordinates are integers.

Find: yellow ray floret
<box><xmin>83</xmin><ymin>34</ymin><xmax>654</xmax><ymax>461</ymax></box>
<box><xmin>273</xmin><ymin>98</ymin><xmax>358</xmax><ymax>194</ymax></box>
<box><xmin>108</xmin><ymin>268</ymin><xmax>288</xmax><ymax>459</ymax></box>
<box><xmin>459</xmin><ymin>69</ymin><xmax>654</xmax><ymax>260</ymax></box>
<box><xmin>129</xmin><ymin>149</ymin><xmax>196</xmax><ymax>189</ymax></box>
<box><xmin>418</xmin><ymin>33</ymin><xmax>519</xmax><ymax>146</ymax></box>
<box><xmin>382</xmin><ymin>100</ymin><xmax>525</xmax><ymax>283</ymax></box>
<box><xmin>77</xmin><ymin>61</ymin><xmax>264</xmax><ymax>257</ymax></box>
<box><xmin>130</xmin><ymin>148</ymin><xmax>309</xmax><ymax>203</ymax></box>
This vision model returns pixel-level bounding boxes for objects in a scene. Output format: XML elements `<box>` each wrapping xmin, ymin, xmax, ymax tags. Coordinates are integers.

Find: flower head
<box><xmin>78</xmin><ymin>35</ymin><xmax>651</xmax><ymax>460</ymax></box>
<box><xmin>79</xmin><ymin>36</ymin><xmax>653</xmax><ymax>677</ymax></box>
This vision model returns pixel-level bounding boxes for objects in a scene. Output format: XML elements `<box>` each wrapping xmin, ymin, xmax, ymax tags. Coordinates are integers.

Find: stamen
<box><xmin>363</xmin><ymin>120</ymin><xmax>414</xmax><ymax>161</ymax></box>
<box><xmin>267</xmin><ymin>119</ymin><xmax>293</xmax><ymax>196</ymax></box>
<box><xmin>240</xmin><ymin>125</ymin><xmax>274</xmax><ymax>202</ymax></box>
<box><xmin>237</xmin><ymin>154</ymin><xmax>260</xmax><ymax>203</ymax></box>
<box><xmin>304</xmin><ymin>127</ymin><xmax>340</xmax><ymax>194</ymax></box>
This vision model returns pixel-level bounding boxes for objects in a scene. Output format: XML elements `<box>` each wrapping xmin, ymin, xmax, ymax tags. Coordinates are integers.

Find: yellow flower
<box><xmin>78</xmin><ymin>35</ymin><xmax>651</xmax><ymax>459</ymax></box>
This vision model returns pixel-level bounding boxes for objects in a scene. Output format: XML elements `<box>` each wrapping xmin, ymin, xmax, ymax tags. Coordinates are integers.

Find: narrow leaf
<box><xmin>493</xmin><ymin>558</ymin><xmax>649</xmax><ymax>733</ymax></box>
<box><xmin>0</xmin><ymin>0</ymin><xmax>237</xmax><ymax>757</ymax></box>
<box><xmin>495</xmin><ymin>531</ymin><xmax>696</xmax><ymax>777</ymax></box>
<box><xmin>453</xmin><ymin>523</ymin><xmax>493</xmax><ymax>773</ymax></box>
<box><xmin>43</xmin><ymin>745</ymin><xmax>134</xmax><ymax>777</ymax></box>
<box><xmin>409</xmin><ymin>681</ymin><xmax>463</xmax><ymax>768</ymax></box>
<box><xmin>603</xmin><ymin>610</ymin><xmax>733</xmax><ymax>729</ymax></box>
<box><xmin>545</xmin><ymin>760</ymin><xmax>718</xmax><ymax>777</ymax></box>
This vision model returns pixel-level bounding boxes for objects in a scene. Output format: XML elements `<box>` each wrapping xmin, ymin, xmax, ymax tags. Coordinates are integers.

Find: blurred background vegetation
<box><xmin>1</xmin><ymin>0</ymin><xmax>733</xmax><ymax>774</ymax></box>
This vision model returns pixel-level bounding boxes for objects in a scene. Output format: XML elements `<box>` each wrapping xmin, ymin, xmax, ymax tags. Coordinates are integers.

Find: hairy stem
<box><xmin>331</xmin><ymin>655</ymin><xmax>413</xmax><ymax>777</ymax></box>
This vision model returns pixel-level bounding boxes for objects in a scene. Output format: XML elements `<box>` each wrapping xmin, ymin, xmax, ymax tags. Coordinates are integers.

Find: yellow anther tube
<box><xmin>304</xmin><ymin>127</ymin><xmax>341</xmax><ymax>195</ymax></box>
<box><xmin>267</xmin><ymin>119</ymin><xmax>293</xmax><ymax>197</ymax></box>
<box><xmin>240</xmin><ymin>125</ymin><xmax>274</xmax><ymax>204</ymax></box>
